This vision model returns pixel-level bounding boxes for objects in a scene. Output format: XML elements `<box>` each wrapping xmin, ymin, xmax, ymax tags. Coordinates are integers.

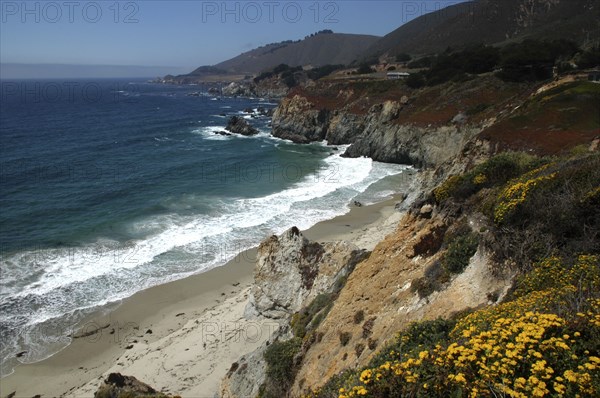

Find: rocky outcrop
<box><xmin>269</xmin><ymin>72</ymin><xmax>547</xmax><ymax>168</ymax></box>
<box><xmin>342</xmin><ymin>117</ymin><xmax>481</xmax><ymax>168</ymax></box>
<box><xmin>272</xmin><ymin>96</ymin><xmax>330</xmax><ymax>143</ymax></box>
<box><xmin>94</xmin><ymin>373</ymin><xmax>167</xmax><ymax>398</ymax></box>
<box><xmin>222</xmin><ymin>82</ymin><xmax>256</xmax><ymax>97</ymax></box>
<box><xmin>221</xmin><ymin>227</ymin><xmax>367</xmax><ymax>397</ymax></box>
<box><xmin>245</xmin><ymin>226</ymin><xmax>367</xmax><ymax>319</ymax></box>
<box><xmin>225</xmin><ymin>116</ymin><xmax>259</xmax><ymax>136</ymax></box>
<box><xmin>272</xmin><ymin>94</ymin><xmax>482</xmax><ymax>167</ymax></box>
<box><xmin>221</xmin><ymin>80</ymin><xmax>289</xmax><ymax>99</ymax></box>
<box><xmin>325</xmin><ymin>111</ymin><xmax>366</xmax><ymax>145</ymax></box>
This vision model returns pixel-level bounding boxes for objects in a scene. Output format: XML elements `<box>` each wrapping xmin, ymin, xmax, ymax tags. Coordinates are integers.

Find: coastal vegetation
<box><xmin>404</xmin><ymin>39</ymin><xmax>590</xmax><ymax>88</ymax></box>
<box><xmin>254</xmin><ymin>64</ymin><xmax>303</xmax><ymax>87</ymax></box>
<box><xmin>301</xmin><ymin>148</ymin><xmax>600</xmax><ymax>398</ymax></box>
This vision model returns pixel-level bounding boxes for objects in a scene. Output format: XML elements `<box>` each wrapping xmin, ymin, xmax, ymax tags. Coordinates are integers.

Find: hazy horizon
<box><xmin>0</xmin><ymin>63</ymin><xmax>191</xmax><ymax>79</ymax></box>
<box><xmin>0</xmin><ymin>1</ymin><xmax>467</xmax><ymax>78</ymax></box>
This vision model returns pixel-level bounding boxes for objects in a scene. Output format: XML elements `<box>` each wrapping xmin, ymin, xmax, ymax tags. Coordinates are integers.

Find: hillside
<box><xmin>365</xmin><ymin>0</ymin><xmax>599</xmax><ymax>58</ymax></box>
<box><xmin>216</xmin><ymin>73</ymin><xmax>599</xmax><ymax>398</ymax></box>
<box><xmin>86</xmin><ymin>3</ymin><xmax>600</xmax><ymax>396</ymax></box>
<box><xmin>215</xmin><ymin>33</ymin><xmax>379</xmax><ymax>74</ymax></box>
<box><xmin>84</xmin><ymin>39</ymin><xmax>599</xmax><ymax>398</ymax></box>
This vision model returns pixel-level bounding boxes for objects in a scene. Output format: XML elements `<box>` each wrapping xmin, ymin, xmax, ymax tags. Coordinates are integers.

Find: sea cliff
<box><xmin>4</xmin><ymin>74</ymin><xmax>596</xmax><ymax>398</ymax></box>
<box><xmin>219</xmin><ymin>75</ymin><xmax>599</xmax><ymax>397</ymax></box>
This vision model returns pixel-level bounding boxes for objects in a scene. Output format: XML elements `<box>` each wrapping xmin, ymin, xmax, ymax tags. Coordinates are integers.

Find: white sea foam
<box><xmin>0</xmin><ymin>149</ymin><xmax>409</xmax><ymax>374</ymax></box>
<box><xmin>192</xmin><ymin>126</ymin><xmax>231</xmax><ymax>140</ymax></box>
<box><xmin>6</xmin><ymin>153</ymin><xmax>404</xmax><ymax>298</ymax></box>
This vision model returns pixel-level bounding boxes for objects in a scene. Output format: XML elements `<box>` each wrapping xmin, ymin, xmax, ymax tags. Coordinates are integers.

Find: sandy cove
<box><xmin>0</xmin><ymin>195</ymin><xmax>404</xmax><ymax>397</ymax></box>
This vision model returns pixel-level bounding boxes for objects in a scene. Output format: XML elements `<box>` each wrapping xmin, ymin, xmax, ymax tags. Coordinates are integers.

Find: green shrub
<box><xmin>356</xmin><ymin>64</ymin><xmax>375</xmax><ymax>74</ymax></box>
<box><xmin>434</xmin><ymin>152</ymin><xmax>542</xmax><ymax>203</ymax></box>
<box><xmin>261</xmin><ymin>337</ymin><xmax>302</xmax><ymax>398</ymax></box>
<box><xmin>339</xmin><ymin>331</ymin><xmax>352</xmax><ymax>346</ymax></box>
<box><xmin>367</xmin><ymin>338</ymin><xmax>378</xmax><ymax>350</ymax></box>
<box><xmin>405</xmin><ymin>72</ymin><xmax>426</xmax><ymax>88</ymax></box>
<box><xmin>254</xmin><ymin>71</ymin><xmax>274</xmax><ymax>83</ymax></box>
<box><xmin>411</xmin><ymin>44</ymin><xmax>501</xmax><ymax>86</ymax></box>
<box><xmin>307</xmin><ymin>319</ymin><xmax>456</xmax><ymax>397</ymax></box>
<box><xmin>410</xmin><ymin>276</ymin><xmax>434</xmax><ymax>299</ymax></box>
<box><xmin>282</xmin><ymin>74</ymin><xmax>297</xmax><ymax>88</ymax></box>
<box><xmin>353</xmin><ymin>310</ymin><xmax>365</xmax><ymax>324</ymax></box>
<box><xmin>497</xmin><ymin>39</ymin><xmax>579</xmax><ymax>82</ymax></box>
<box><xmin>369</xmin><ymin>318</ymin><xmax>456</xmax><ymax>369</ymax></box>
<box><xmin>362</xmin><ymin>317</ymin><xmax>376</xmax><ymax>339</ymax></box>
<box><xmin>307</xmin><ymin>64</ymin><xmax>344</xmax><ymax>80</ymax></box>
<box><xmin>254</xmin><ymin>64</ymin><xmax>302</xmax><ymax>84</ymax></box>
<box><xmin>354</xmin><ymin>343</ymin><xmax>365</xmax><ymax>358</ymax></box>
<box><xmin>291</xmin><ymin>293</ymin><xmax>333</xmax><ymax>338</ymax></box>
<box><xmin>407</xmin><ymin>56</ymin><xmax>434</xmax><ymax>69</ymax></box>
<box><xmin>410</xmin><ymin>260</ymin><xmax>450</xmax><ymax>298</ymax></box>
<box><xmin>395</xmin><ymin>53</ymin><xmax>412</xmax><ymax>63</ymax></box>
<box><xmin>443</xmin><ymin>232</ymin><xmax>479</xmax><ymax>274</ymax></box>
<box><xmin>489</xmin><ymin>153</ymin><xmax>600</xmax><ymax>265</ymax></box>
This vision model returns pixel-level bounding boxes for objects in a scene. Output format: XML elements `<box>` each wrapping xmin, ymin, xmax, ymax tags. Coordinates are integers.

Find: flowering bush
<box><xmin>304</xmin><ymin>151</ymin><xmax>599</xmax><ymax>398</ymax></box>
<box><xmin>335</xmin><ymin>309</ymin><xmax>599</xmax><ymax>397</ymax></box>
<box><xmin>305</xmin><ymin>256</ymin><xmax>600</xmax><ymax>398</ymax></box>
<box><xmin>433</xmin><ymin>152</ymin><xmax>541</xmax><ymax>204</ymax></box>
<box><xmin>493</xmin><ymin>164</ymin><xmax>557</xmax><ymax>224</ymax></box>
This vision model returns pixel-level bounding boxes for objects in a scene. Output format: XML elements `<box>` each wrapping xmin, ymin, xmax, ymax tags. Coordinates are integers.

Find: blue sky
<box><xmin>1</xmin><ymin>1</ymin><xmax>466</xmax><ymax>76</ymax></box>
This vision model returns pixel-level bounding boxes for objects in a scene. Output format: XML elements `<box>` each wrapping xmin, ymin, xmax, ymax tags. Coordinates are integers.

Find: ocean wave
<box><xmin>1</xmin><ymin>154</ymin><xmax>404</xmax><ymax>304</ymax></box>
<box><xmin>0</xmin><ymin>148</ymin><xmax>409</xmax><ymax>376</ymax></box>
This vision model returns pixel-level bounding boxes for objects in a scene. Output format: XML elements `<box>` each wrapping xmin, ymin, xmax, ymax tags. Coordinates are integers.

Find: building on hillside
<box><xmin>589</xmin><ymin>71</ymin><xmax>600</xmax><ymax>82</ymax></box>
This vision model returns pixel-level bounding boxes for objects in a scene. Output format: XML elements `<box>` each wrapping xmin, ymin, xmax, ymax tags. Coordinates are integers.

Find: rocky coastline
<box><xmin>217</xmin><ymin>74</ymin><xmax>598</xmax><ymax>396</ymax></box>
<box><xmin>3</xmin><ymin>72</ymin><xmax>597</xmax><ymax>398</ymax></box>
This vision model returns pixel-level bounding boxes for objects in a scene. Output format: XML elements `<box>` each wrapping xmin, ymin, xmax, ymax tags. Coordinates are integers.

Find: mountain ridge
<box><xmin>178</xmin><ymin>32</ymin><xmax>379</xmax><ymax>79</ymax></box>
<box><xmin>366</xmin><ymin>0</ymin><xmax>600</xmax><ymax>58</ymax></box>
<box><xmin>215</xmin><ymin>32</ymin><xmax>379</xmax><ymax>74</ymax></box>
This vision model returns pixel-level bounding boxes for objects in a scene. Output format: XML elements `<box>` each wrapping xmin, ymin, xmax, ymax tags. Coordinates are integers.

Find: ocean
<box><xmin>0</xmin><ymin>79</ymin><xmax>411</xmax><ymax>376</ymax></box>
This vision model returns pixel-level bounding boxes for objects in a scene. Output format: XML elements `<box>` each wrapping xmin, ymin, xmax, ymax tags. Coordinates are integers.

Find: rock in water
<box><xmin>226</xmin><ymin>116</ymin><xmax>259</xmax><ymax>136</ymax></box>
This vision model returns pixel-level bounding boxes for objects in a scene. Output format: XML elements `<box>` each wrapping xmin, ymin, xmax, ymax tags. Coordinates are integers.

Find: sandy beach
<box><xmin>0</xmin><ymin>195</ymin><xmax>404</xmax><ymax>397</ymax></box>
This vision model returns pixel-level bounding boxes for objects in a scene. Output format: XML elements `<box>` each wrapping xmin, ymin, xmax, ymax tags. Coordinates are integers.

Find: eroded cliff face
<box><xmin>220</xmin><ymin>77</ymin><xmax>597</xmax><ymax>397</ymax></box>
<box><xmin>291</xmin><ymin>212</ymin><xmax>513</xmax><ymax>396</ymax></box>
<box><xmin>274</xmin><ymin>95</ymin><xmax>478</xmax><ymax>167</ymax></box>
<box><xmin>270</xmin><ymin>76</ymin><xmax>528</xmax><ymax>168</ymax></box>
<box><xmin>271</xmin><ymin>96</ymin><xmax>331</xmax><ymax>144</ymax></box>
